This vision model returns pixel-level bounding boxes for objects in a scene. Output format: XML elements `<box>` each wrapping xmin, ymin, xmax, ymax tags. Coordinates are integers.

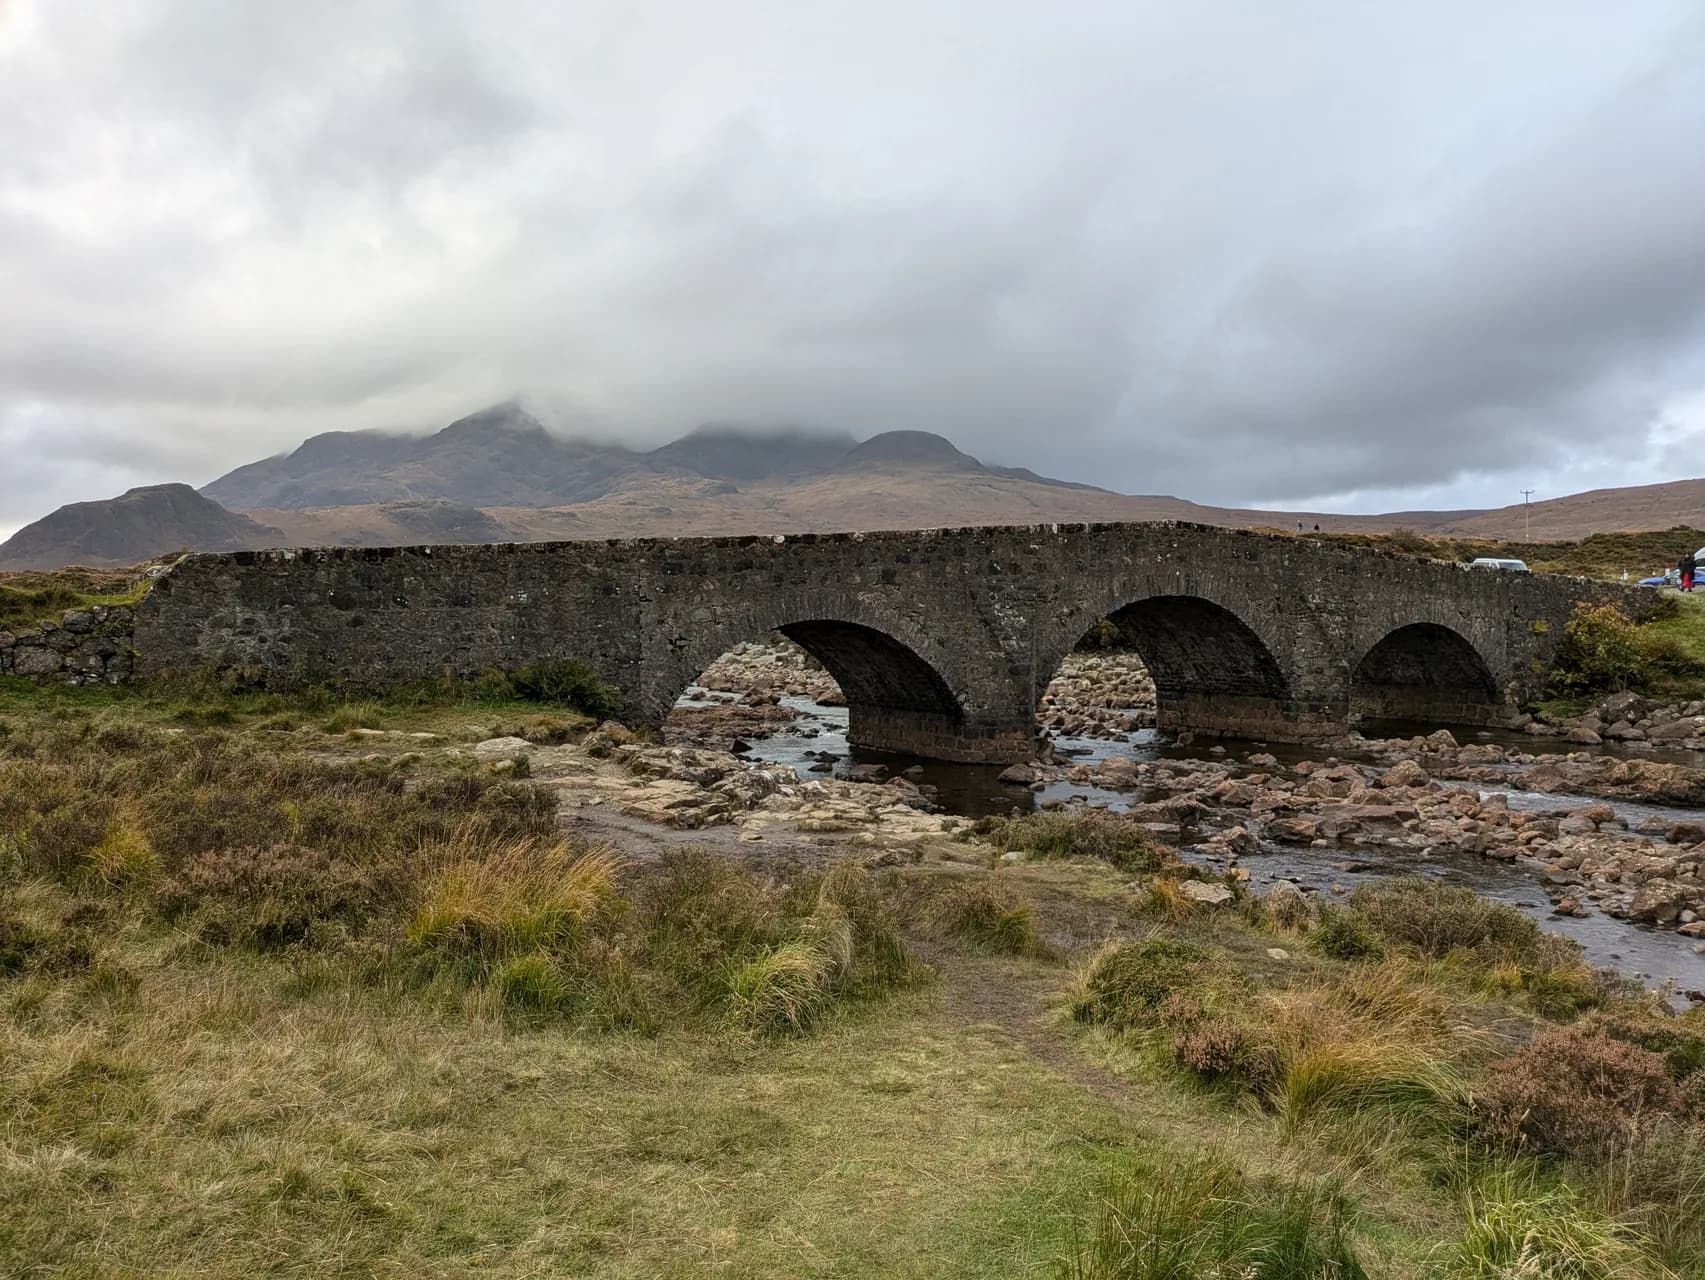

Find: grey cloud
<box><xmin>2</xmin><ymin>0</ymin><xmax>1704</xmax><ymax>532</ymax></box>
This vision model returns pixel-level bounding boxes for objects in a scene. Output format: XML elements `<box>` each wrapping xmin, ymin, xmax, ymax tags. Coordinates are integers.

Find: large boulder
<box><xmin>1378</xmin><ymin>759</ymin><xmax>1430</xmax><ymax>789</ymax></box>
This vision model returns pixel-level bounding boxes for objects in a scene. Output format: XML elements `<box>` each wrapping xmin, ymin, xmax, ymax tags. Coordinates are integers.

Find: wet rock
<box><xmin>997</xmin><ymin>763</ymin><xmax>1040</xmax><ymax>786</ymax></box>
<box><xmin>1600</xmin><ymin>690</ymin><xmax>1647</xmax><ymax>722</ymax></box>
<box><xmin>1264</xmin><ymin>816</ymin><xmax>1322</xmax><ymax>844</ymax></box>
<box><xmin>1630</xmin><ymin>882</ymin><xmax>1686</xmax><ymax>925</ymax></box>
<box><xmin>1564</xmin><ymin>727</ymin><xmax>1602</xmax><ymax>745</ymax></box>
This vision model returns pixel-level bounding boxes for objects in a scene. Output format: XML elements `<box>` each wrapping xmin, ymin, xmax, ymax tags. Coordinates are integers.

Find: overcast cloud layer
<box><xmin>4</xmin><ymin>0</ymin><xmax>1705</xmax><ymax>535</ymax></box>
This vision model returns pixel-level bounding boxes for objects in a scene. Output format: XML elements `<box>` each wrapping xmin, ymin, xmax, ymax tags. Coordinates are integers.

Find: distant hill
<box><xmin>4</xmin><ymin>402</ymin><xmax>1703</xmax><ymax>570</ymax></box>
<box><xmin>0</xmin><ymin>484</ymin><xmax>281</xmax><ymax>570</ymax></box>
<box><xmin>649</xmin><ymin>424</ymin><xmax>860</xmax><ymax>482</ymax></box>
<box><xmin>201</xmin><ymin>402</ymin><xmax>649</xmax><ymax>510</ymax></box>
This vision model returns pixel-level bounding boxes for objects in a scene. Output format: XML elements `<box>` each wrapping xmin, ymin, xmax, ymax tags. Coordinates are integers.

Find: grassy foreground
<box><xmin>5</xmin><ymin>684</ymin><xmax>1705</xmax><ymax>1277</ymax></box>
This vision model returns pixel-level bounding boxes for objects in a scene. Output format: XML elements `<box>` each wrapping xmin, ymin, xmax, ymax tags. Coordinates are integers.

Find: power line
<box><xmin>1520</xmin><ymin>489</ymin><xmax>1534</xmax><ymax>542</ymax></box>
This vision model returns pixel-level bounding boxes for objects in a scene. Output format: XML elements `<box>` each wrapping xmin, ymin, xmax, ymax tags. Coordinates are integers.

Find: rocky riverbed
<box><xmin>1522</xmin><ymin>688</ymin><xmax>1705</xmax><ymax>750</ymax></box>
<box><xmin>461</xmin><ymin>724</ymin><xmax>957</xmax><ymax>863</ymax></box>
<box><xmin>1042</xmin><ymin>734</ymin><xmax>1705</xmax><ymax>934</ymax></box>
<box><xmin>649</xmin><ymin>637</ymin><xmax>1705</xmax><ymax>992</ymax></box>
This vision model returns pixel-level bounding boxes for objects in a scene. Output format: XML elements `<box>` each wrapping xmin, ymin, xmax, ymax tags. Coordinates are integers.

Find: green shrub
<box><xmin>1308</xmin><ymin>907</ymin><xmax>1385</xmax><ymax>960</ymax></box>
<box><xmin>1061</xmin><ymin>1155</ymin><xmax>1368</xmax><ymax>1280</ymax></box>
<box><xmin>1551</xmin><ymin>602</ymin><xmax>1705</xmax><ymax>694</ymax></box>
<box><xmin>507</xmin><ymin>658</ymin><xmax>622</xmax><ymax>717</ymax></box>
<box><xmin>977</xmin><ymin>809</ymin><xmax>1167</xmax><ymax>871</ymax></box>
<box><xmin>1349</xmin><ymin>879</ymin><xmax>1552</xmax><ymax>966</ymax></box>
<box><xmin>1074</xmin><ymin>618</ymin><xmax>1123</xmax><ymax>651</ymax></box>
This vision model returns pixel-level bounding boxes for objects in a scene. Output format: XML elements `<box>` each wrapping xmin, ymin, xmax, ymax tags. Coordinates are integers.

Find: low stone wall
<box><xmin>0</xmin><ymin>605</ymin><xmax>137</xmax><ymax>685</ymax></box>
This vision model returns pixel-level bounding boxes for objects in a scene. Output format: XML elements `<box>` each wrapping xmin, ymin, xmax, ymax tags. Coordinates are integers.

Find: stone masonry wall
<box><xmin>0</xmin><ymin>605</ymin><xmax>138</xmax><ymax>685</ymax></box>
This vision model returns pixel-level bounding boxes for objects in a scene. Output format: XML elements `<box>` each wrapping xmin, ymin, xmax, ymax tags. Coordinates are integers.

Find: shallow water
<box><xmin>677</xmin><ymin>692</ymin><xmax>1705</xmax><ymax>996</ymax></box>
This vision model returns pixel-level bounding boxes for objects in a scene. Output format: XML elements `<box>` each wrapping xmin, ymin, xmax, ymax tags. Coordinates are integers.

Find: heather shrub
<box><xmin>1171</xmin><ymin>1018</ymin><xmax>1280</xmax><ymax>1095</ymax></box>
<box><xmin>1475</xmin><ymin>1025</ymin><xmax>1684</xmax><ymax>1158</ymax></box>
<box><xmin>0</xmin><ymin>729</ymin><xmax>558</xmax><ymax>888</ymax></box>
<box><xmin>158</xmin><ymin>844</ymin><xmax>399</xmax><ymax>951</ymax></box>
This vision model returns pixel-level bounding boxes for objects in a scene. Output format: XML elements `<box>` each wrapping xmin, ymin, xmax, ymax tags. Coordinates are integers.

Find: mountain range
<box><xmin>3</xmin><ymin>401</ymin><xmax>1703</xmax><ymax>570</ymax></box>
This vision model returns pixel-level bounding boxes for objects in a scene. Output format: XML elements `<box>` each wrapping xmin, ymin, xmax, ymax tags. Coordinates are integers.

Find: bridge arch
<box><xmin>657</xmin><ymin>604</ymin><xmax>1011</xmax><ymax>761</ymax></box>
<box><xmin>1037</xmin><ymin>593</ymin><xmax>1295</xmax><ymax>740</ymax></box>
<box><xmin>1350</xmin><ymin>622</ymin><xmax>1501</xmax><ymax>726</ymax></box>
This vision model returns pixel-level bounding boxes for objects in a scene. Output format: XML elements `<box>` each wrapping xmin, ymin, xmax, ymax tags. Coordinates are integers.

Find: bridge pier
<box><xmin>846</xmin><ymin>706</ymin><xmax>1038</xmax><ymax>764</ymax></box>
<box><xmin>1153</xmin><ymin>693</ymin><xmax>1346</xmax><ymax>744</ymax></box>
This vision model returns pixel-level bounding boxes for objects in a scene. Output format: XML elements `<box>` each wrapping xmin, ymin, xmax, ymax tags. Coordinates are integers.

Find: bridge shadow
<box><xmin>1048</xmin><ymin>596</ymin><xmax>1294</xmax><ymax>741</ymax></box>
<box><xmin>1350</xmin><ymin>622</ymin><xmax>1501</xmax><ymax>725</ymax></box>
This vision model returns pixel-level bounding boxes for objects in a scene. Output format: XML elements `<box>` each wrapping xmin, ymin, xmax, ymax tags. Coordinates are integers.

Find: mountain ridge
<box><xmin>5</xmin><ymin>405</ymin><xmax>1703</xmax><ymax>570</ymax></box>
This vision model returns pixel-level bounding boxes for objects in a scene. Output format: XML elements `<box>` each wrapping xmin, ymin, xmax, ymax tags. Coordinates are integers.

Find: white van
<box><xmin>1469</xmin><ymin>557</ymin><xmax>1530</xmax><ymax>573</ymax></box>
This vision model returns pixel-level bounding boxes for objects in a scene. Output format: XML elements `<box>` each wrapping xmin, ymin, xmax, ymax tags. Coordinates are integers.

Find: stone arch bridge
<box><xmin>134</xmin><ymin>523</ymin><xmax>1643</xmax><ymax>763</ymax></box>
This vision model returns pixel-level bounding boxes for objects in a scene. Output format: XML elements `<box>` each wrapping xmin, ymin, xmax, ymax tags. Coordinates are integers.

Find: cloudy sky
<box><xmin>3</xmin><ymin>0</ymin><xmax>1704</xmax><ymax>537</ymax></box>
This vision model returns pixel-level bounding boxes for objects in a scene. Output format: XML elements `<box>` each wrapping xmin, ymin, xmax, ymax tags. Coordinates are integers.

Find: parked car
<box><xmin>1639</xmin><ymin>569</ymin><xmax>1681</xmax><ymax>587</ymax></box>
<box><xmin>1468</xmin><ymin>557</ymin><xmax>1530</xmax><ymax>572</ymax></box>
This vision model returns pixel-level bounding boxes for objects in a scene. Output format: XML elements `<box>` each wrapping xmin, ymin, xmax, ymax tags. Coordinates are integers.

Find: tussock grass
<box><xmin>1061</xmin><ymin>1154</ymin><xmax>1369</xmax><ymax>1280</ymax></box>
<box><xmin>720</xmin><ymin>939</ymin><xmax>833</xmax><ymax>1034</ymax></box>
<box><xmin>975</xmin><ymin>809</ymin><xmax>1169</xmax><ymax>871</ymax></box>
<box><xmin>1438</xmin><ymin>1172</ymin><xmax>1678</xmax><ymax>1280</ymax></box>
<box><xmin>906</xmin><ymin>875</ymin><xmax>1046</xmax><ymax>956</ymax></box>
<box><xmin>1069</xmin><ymin>936</ymin><xmax>1243</xmax><ymax>1033</ymax></box>
<box><xmin>408</xmin><ymin>839</ymin><xmax>620</xmax><ymax>966</ymax></box>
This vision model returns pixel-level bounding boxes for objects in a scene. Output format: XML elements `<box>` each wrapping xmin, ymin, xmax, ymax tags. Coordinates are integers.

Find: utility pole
<box><xmin>1520</xmin><ymin>489</ymin><xmax>1534</xmax><ymax>543</ymax></box>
